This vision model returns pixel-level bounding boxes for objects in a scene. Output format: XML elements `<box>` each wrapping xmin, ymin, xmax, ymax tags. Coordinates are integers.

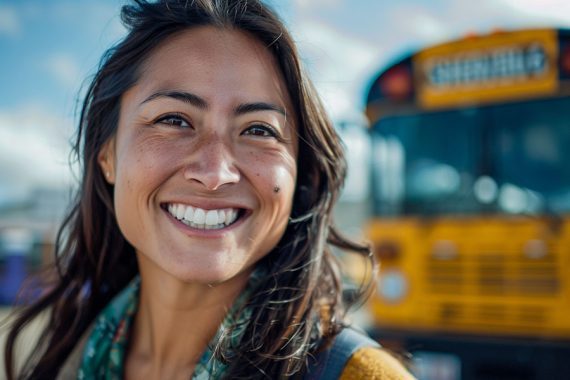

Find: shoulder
<box><xmin>340</xmin><ymin>346</ymin><xmax>416</xmax><ymax>380</ymax></box>
<box><xmin>306</xmin><ymin>327</ymin><xmax>415</xmax><ymax>380</ymax></box>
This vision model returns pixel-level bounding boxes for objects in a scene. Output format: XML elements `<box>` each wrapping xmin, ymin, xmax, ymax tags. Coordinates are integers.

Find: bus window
<box><xmin>489</xmin><ymin>97</ymin><xmax>570</xmax><ymax>214</ymax></box>
<box><xmin>372</xmin><ymin>109</ymin><xmax>481</xmax><ymax>216</ymax></box>
<box><xmin>371</xmin><ymin>97</ymin><xmax>570</xmax><ymax>216</ymax></box>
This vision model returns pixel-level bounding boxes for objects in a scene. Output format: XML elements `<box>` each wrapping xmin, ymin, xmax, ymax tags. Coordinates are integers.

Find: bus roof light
<box><xmin>380</xmin><ymin>65</ymin><xmax>412</xmax><ymax>101</ymax></box>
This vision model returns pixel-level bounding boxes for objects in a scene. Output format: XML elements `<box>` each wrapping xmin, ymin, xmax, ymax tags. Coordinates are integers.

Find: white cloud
<box><xmin>294</xmin><ymin>0</ymin><xmax>342</xmax><ymax>11</ymax></box>
<box><xmin>388</xmin><ymin>0</ymin><xmax>570</xmax><ymax>44</ymax></box>
<box><xmin>0</xmin><ymin>6</ymin><xmax>20</xmax><ymax>37</ymax></box>
<box><xmin>288</xmin><ymin>0</ymin><xmax>570</xmax><ymax>125</ymax></box>
<box><xmin>49</xmin><ymin>2</ymin><xmax>126</xmax><ymax>43</ymax></box>
<box><xmin>294</xmin><ymin>20</ymin><xmax>382</xmax><ymax>120</ymax></box>
<box><xmin>0</xmin><ymin>105</ymin><xmax>75</xmax><ymax>203</ymax></box>
<box><xmin>386</xmin><ymin>5</ymin><xmax>450</xmax><ymax>44</ymax></box>
<box><xmin>499</xmin><ymin>0</ymin><xmax>570</xmax><ymax>25</ymax></box>
<box><xmin>44</xmin><ymin>54</ymin><xmax>83</xmax><ymax>90</ymax></box>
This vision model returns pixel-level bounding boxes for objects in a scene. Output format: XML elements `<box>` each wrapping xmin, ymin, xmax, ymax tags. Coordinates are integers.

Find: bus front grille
<box><xmin>426</xmin><ymin>244</ymin><xmax>560</xmax><ymax>327</ymax></box>
<box><xmin>427</xmin><ymin>249</ymin><xmax>560</xmax><ymax>296</ymax></box>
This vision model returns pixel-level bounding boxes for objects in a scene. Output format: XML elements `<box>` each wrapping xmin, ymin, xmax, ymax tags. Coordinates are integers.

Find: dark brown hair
<box><xmin>3</xmin><ymin>1</ymin><xmax>374</xmax><ymax>378</ymax></box>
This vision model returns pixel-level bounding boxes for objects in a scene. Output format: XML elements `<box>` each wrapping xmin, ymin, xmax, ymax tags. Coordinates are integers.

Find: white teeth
<box><xmin>167</xmin><ymin>203</ymin><xmax>240</xmax><ymax>229</ymax></box>
<box><xmin>193</xmin><ymin>208</ymin><xmax>206</xmax><ymax>225</ymax></box>
<box><xmin>217</xmin><ymin>210</ymin><xmax>226</xmax><ymax>224</ymax></box>
<box><xmin>227</xmin><ymin>209</ymin><xmax>238</xmax><ymax>224</ymax></box>
<box><xmin>205</xmin><ymin>210</ymin><xmax>218</xmax><ymax>225</ymax></box>
<box><xmin>176</xmin><ymin>205</ymin><xmax>185</xmax><ymax>220</ymax></box>
<box><xmin>183</xmin><ymin>206</ymin><xmax>194</xmax><ymax>221</ymax></box>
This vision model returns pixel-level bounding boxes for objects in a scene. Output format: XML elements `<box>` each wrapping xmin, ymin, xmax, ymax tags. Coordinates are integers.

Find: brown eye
<box><xmin>242</xmin><ymin>124</ymin><xmax>278</xmax><ymax>138</ymax></box>
<box><xmin>155</xmin><ymin>114</ymin><xmax>191</xmax><ymax>128</ymax></box>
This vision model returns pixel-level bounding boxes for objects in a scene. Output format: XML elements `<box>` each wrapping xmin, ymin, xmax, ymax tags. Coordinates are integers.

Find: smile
<box><xmin>165</xmin><ymin>203</ymin><xmax>241</xmax><ymax>230</ymax></box>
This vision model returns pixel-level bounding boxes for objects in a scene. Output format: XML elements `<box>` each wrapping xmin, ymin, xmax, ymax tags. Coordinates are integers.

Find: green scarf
<box><xmin>78</xmin><ymin>273</ymin><xmax>258</xmax><ymax>380</ymax></box>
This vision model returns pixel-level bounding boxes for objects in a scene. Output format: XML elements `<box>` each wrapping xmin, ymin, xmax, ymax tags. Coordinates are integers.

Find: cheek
<box><xmin>272</xmin><ymin>165</ymin><xmax>296</xmax><ymax>197</ymax></box>
<box><xmin>251</xmin><ymin>154</ymin><xmax>297</xmax><ymax>216</ymax></box>
<box><xmin>245</xmin><ymin>146</ymin><xmax>295</xmax><ymax>182</ymax></box>
<box><xmin>113</xmin><ymin>137</ymin><xmax>178</xmax><ymax>229</ymax></box>
<box><xmin>116</xmin><ymin>135</ymin><xmax>177</xmax><ymax>186</ymax></box>
<box><xmin>124</xmin><ymin>137</ymin><xmax>156</xmax><ymax>169</ymax></box>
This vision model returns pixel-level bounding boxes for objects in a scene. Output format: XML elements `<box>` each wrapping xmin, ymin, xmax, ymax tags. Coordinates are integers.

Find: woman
<box><xmin>3</xmin><ymin>0</ymin><xmax>414</xmax><ymax>379</ymax></box>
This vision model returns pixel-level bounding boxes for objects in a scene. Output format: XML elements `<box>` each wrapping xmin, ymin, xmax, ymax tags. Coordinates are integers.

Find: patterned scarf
<box><xmin>78</xmin><ymin>272</ymin><xmax>260</xmax><ymax>380</ymax></box>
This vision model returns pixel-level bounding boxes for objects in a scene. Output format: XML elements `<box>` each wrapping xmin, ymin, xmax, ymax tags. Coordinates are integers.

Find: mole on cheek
<box><xmin>273</xmin><ymin>186</ymin><xmax>280</xmax><ymax>194</ymax></box>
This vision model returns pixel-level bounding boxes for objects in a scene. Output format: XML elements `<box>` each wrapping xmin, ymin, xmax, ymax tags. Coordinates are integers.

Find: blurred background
<box><xmin>2</xmin><ymin>1</ymin><xmax>570</xmax><ymax>379</ymax></box>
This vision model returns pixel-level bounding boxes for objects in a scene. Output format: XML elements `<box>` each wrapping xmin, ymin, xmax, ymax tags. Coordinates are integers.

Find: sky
<box><xmin>2</xmin><ymin>0</ymin><xmax>570</xmax><ymax>205</ymax></box>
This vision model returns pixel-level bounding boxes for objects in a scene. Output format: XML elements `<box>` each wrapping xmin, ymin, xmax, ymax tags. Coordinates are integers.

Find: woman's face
<box><xmin>99</xmin><ymin>26</ymin><xmax>297</xmax><ymax>285</ymax></box>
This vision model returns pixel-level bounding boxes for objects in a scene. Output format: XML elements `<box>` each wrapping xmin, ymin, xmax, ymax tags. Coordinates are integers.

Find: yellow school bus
<box><xmin>365</xmin><ymin>29</ymin><xmax>570</xmax><ymax>379</ymax></box>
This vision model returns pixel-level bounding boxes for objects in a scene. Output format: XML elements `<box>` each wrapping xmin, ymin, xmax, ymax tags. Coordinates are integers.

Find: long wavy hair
<box><xmin>3</xmin><ymin>1</ymin><xmax>374</xmax><ymax>378</ymax></box>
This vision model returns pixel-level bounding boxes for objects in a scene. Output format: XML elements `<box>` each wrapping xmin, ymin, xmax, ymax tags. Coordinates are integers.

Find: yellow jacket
<box><xmin>340</xmin><ymin>347</ymin><xmax>415</xmax><ymax>380</ymax></box>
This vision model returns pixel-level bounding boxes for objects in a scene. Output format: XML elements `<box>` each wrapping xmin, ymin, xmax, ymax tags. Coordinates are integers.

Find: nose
<box><xmin>183</xmin><ymin>136</ymin><xmax>240</xmax><ymax>190</ymax></box>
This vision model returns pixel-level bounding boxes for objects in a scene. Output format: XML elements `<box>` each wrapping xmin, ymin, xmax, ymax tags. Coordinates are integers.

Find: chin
<box><xmin>136</xmin><ymin>243</ymin><xmax>261</xmax><ymax>286</ymax></box>
<box><xmin>164</xmin><ymin>260</ymin><xmax>251</xmax><ymax>286</ymax></box>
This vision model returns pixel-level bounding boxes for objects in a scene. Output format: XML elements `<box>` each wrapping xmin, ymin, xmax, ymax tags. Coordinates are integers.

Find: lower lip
<box><xmin>162</xmin><ymin>207</ymin><xmax>248</xmax><ymax>238</ymax></box>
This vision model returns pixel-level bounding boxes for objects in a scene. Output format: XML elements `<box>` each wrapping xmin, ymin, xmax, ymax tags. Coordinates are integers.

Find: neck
<box><xmin>126</xmin><ymin>256</ymin><xmax>252</xmax><ymax>378</ymax></box>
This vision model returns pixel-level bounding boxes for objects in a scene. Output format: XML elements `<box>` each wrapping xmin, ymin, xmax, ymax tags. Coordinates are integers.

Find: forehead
<box><xmin>131</xmin><ymin>26</ymin><xmax>292</xmax><ymax>111</ymax></box>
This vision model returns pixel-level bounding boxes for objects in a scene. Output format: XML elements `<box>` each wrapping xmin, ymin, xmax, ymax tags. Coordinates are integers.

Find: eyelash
<box><xmin>153</xmin><ymin>115</ymin><xmax>281</xmax><ymax>140</ymax></box>
<box><xmin>154</xmin><ymin>113</ymin><xmax>191</xmax><ymax>128</ymax></box>
<box><xmin>242</xmin><ymin>124</ymin><xmax>281</xmax><ymax>139</ymax></box>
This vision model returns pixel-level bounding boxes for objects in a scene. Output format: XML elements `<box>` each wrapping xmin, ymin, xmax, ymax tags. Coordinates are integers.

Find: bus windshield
<box><xmin>371</xmin><ymin>97</ymin><xmax>570</xmax><ymax>216</ymax></box>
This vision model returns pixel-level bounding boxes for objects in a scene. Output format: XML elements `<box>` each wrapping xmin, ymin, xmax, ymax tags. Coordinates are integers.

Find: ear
<box><xmin>98</xmin><ymin>138</ymin><xmax>116</xmax><ymax>185</ymax></box>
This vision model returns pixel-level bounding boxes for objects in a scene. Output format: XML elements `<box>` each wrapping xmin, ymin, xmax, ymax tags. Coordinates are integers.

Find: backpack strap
<box><xmin>304</xmin><ymin>327</ymin><xmax>380</xmax><ymax>380</ymax></box>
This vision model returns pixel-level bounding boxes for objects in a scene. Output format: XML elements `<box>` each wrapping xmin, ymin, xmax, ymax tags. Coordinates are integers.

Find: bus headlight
<box><xmin>378</xmin><ymin>269</ymin><xmax>408</xmax><ymax>303</ymax></box>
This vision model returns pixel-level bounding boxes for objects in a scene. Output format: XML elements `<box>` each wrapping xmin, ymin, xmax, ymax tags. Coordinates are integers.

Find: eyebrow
<box><xmin>235</xmin><ymin>102</ymin><xmax>286</xmax><ymax>116</ymax></box>
<box><xmin>141</xmin><ymin>90</ymin><xmax>207</xmax><ymax>109</ymax></box>
<box><xmin>140</xmin><ymin>90</ymin><xmax>286</xmax><ymax>116</ymax></box>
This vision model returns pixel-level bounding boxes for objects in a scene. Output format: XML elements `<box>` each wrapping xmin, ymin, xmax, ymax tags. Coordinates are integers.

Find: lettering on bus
<box><xmin>426</xmin><ymin>43</ymin><xmax>547</xmax><ymax>87</ymax></box>
<box><xmin>415</xmin><ymin>30</ymin><xmax>559</xmax><ymax>109</ymax></box>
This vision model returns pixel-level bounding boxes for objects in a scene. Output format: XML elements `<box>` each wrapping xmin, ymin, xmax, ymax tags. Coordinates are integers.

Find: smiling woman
<box><xmin>100</xmin><ymin>27</ymin><xmax>298</xmax><ymax>287</ymax></box>
<box><xmin>2</xmin><ymin>1</ymin><xmax>414</xmax><ymax>379</ymax></box>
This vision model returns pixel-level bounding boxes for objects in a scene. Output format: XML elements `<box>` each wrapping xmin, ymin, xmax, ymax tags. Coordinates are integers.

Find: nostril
<box><xmin>182</xmin><ymin>160</ymin><xmax>240</xmax><ymax>190</ymax></box>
